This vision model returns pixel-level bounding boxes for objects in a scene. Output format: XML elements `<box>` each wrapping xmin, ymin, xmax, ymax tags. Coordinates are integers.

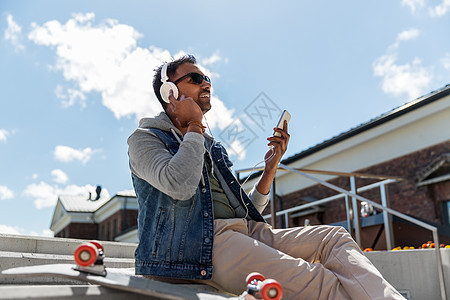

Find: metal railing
<box><xmin>236</xmin><ymin>164</ymin><xmax>447</xmax><ymax>300</ymax></box>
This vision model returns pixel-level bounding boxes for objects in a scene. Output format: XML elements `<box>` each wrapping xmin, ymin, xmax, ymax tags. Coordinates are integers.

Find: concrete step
<box><xmin>0</xmin><ymin>234</ymin><xmax>136</xmax><ymax>258</ymax></box>
<box><xmin>0</xmin><ymin>284</ymin><xmax>230</xmax><ymax>300</ymax></box>
<box><xmin>0</xmin><ymin>285</ymin><xmax>156</xmax><ymax>300</ymax></box>
<box><xmin>0</xmin><ymin>233</ymin><xmax>136</xmax><ymax>285</ymax></box>
<box><xmin>0</xmin><ymin>251</ymin><xmax>134</xmax><ymax>284</ymax></box>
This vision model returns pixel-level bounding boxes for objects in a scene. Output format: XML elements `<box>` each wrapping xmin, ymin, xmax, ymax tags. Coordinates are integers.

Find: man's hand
<box><xmin>265</xmin><ymin>120</ymin><xmax>290</xmax><ymax>173</ymax></box>
<box><xmin>255</xmin><ymin>120</ymin><xmax>290</xmax><ymax>195</ymax></box>
<box><xmin>167</xmin><ymin>89</ymin><xmax>203</xmax><ymax>128</ymax></box>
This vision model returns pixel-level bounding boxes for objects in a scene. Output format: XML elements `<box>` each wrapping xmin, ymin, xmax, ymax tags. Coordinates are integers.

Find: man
<box><xmin>128</xmin><ymin>55</ymin><xmax>405</xmax><ymax>299</ymax></box>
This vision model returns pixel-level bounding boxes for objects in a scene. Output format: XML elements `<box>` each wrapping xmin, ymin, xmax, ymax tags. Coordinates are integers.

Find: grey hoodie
<box><xmin>127</xmin><ymin>112</ymin><xmax>268</xmax><ymax>212</ymax></box>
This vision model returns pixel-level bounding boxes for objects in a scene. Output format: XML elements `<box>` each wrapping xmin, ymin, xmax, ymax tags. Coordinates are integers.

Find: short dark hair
<box><xmin>153</xmin><ymin>55</ymin><xmax>197</xmax><ymax>108</ymax></box>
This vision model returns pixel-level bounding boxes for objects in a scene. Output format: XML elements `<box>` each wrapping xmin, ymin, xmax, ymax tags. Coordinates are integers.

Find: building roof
<box><xmin>283</xmin><ymin>84</ymin><xmax>450</xmax><ymax>165</ymax></box>
<box><xmin>58</xmin><ymin>194</ymin><xmax>111</xmax><ymax>213</ymax></box>
<box><xmin>115</xmin><ymin>189</ymin><xmax>136</xmax><ymax>197</ymax></box>
<box><xmin>241</xmin><ymin>84</ymin><xmax>450</xmax><ymax>182</ymax></box>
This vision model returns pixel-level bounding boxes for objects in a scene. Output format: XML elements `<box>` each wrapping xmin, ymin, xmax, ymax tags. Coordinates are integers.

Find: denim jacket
<box><xmin>132</xmin><ymin>128</ymin><xmax>265</xmax><ymax>280</ymax></box>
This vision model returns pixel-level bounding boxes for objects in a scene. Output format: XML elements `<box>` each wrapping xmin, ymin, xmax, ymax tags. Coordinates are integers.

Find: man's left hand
<box><xmin>264</xmin><ymin>120</ymin><xmax>290</xmax><ymax>174</ymax></box>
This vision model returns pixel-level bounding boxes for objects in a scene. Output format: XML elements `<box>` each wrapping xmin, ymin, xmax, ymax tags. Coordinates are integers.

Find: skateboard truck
<box><xmin>241</xmin><ymin>272</ymin><xmax>283</xmax><ymax>300</ymax></box>
<box><xmin>73</xmin><ymin>241</ymin><xmax>106</xmax><ymax>276</ymax></box>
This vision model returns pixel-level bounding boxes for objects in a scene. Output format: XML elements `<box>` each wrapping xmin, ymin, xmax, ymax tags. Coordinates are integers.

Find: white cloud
<box><xmin>0</xmin><ymin>129</ymin><xmax>16</xmax><ymax>142</ymax></box>
<box><xmin>389</xmin><ymin>28</ymin><xmax>420</xmax><ymax>50</ymax></box>
<box><xmin>0</xmin><ymin>224</ymin><xmax>21</xmax><ymax>235</ymax></box>
<box><xmin>0</xmin><ymin>129</ymin><xmax>9</xmax><ymax>142</ymax></box>
<box><xmin>373</xmin><ymin>55</ymin><xmax>433</xmax><ymax>100</ymax></box>
<box><xmin>373</xmin><ymin>28</ymin><xmax>432</xmax><ymax>101</ymax></box>
<box><xmin>4</xmin><ymin>14</ymin><xmax>24</xmax><ymax>51</ymax></box>
<box><xmin>53</xmin><ymin>145</ymin><xmax>101</xmax><ymax>164</ymax></box>
<box><xmin>51</xmin><ymin>169</ymin><xmax>69</xmax><ymax>184</ymax></box>
<box><xmin>26</xmin><ymin>13</ymin><xmax>234</xmax><ymax>123</ymax></box>
<box><xmin>203</xmin><ymin>95</ymin><xmax>235</xmax><ymax>130</ymax></box>
<box><xmin>27</xmin><ymin>13</ymin><xmax>244</xmax><ymax>158</ymax></box>
<box><xmin>27</xmin><ymin>13</ymin><xmax>170</xmax><ymax>119</ymax></box>
<box><xmin>0</xmin><ymin>185</ymin><xmax>14</xmax><ymax>200</ymax></box>
<box><xmin>402</xmin><ymin>0</ymin><xmax>425</xmax><ymax>13</ymax></box>
<box><xmin>23</xmin><ymin>181</ymin><xmax>110</xmax><ymax>209</ymax></box>
<box><xmin>227</xmin><ymin>139</ymin><xmax>247</xmax><ymax>161</ymax></box>
<box><xmin>396</xmin><ymin>28</ymin><xmax>420</xmax><ymax>42</ymax></box>
<box><xmin>429</xmin><ymin>0</ymin><xmax>450</xmax><ymax>17</ymax></box>
<box><xmin>0</xmin><ymin>224</ymin><xmax>53</xmax><ymax>237</ymax></box>
<box><xmin>54</xmin><ymin>85</ymin><xmax>87</xmax><ymax>108</ymax></box>
<box><xmin>442</xmin><ymin>53</ymin><xmax>450</xmax><ymax>70</ymax></box>
<box><xmin>201</xmin><ymin>52</ymin><xmax>222</xmax><ymax>66</ymax></box>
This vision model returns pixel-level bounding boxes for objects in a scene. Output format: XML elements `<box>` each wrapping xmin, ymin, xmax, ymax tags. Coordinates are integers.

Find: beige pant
<box><xmin>204</xmin><ymin>218</ymin><xmax>405</xmax><ymax>300</ymax></box>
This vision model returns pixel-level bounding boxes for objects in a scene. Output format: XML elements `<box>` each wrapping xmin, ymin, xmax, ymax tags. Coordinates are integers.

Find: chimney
<box><xmin>95</xmin><ymin>185</ymin><xmax>102</xmax><ymax>200</ymax></box>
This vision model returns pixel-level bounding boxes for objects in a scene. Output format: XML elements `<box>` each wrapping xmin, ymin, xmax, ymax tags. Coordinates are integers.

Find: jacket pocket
<box><xmin>152</xmin><ymin>208</ymin><xmax>168</xmax><ymax>257</ymax></box>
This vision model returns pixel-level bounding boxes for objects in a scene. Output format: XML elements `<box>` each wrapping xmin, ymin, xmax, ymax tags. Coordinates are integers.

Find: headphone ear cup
<box><xmin>160</xmin><ymin>82</ymin><xmax>179</xmax><ymax>103</ymax></box>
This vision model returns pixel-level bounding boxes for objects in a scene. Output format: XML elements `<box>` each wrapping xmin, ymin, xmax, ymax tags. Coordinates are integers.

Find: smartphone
<box><xmin>273</xmin><ymin>110</ymin><xmax>291</xmax><ymax>137</ymax></box>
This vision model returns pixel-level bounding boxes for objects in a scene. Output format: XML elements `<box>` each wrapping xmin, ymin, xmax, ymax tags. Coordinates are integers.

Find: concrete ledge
<box><xmin>366</xmin><ymin>248</ymin><xmax>450</xmax><ymax>300</ymax></box>
<box><xmin>0</xmin><ymin>285</ymin><xmax>152</xmax><ymax>300</ymax></box>
<box><xmin>0</xmin><ymin>234</ymin><xmax>136</xmax><ymax>258</ymax></box>
<box><xmin>0</xmin><ymin>234</ymin><xmax>136</xmax><ymax>285</ymax></box>
<box><xmin>0</xmin><ymin>251</ymin><xmax>134</xmax><ymax>284</ymax></box>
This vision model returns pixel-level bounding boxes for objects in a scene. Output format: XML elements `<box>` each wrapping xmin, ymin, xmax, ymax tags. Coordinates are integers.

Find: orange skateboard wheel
<box><xmin>260</xmin><ymin>279</ymin><xmax>282</xmax><ymax>300</ymax></box>
<box><xmin>89</xmin><ymin>240</ymin><xmax>104</xmax><ymax>252</ymax></box>
<box><xmin>74</xmin><ymin>243</ymin><xmax>98</xmax><ymax>267</ymax></box>
<box><xmin>246</xmin><ymin>272</ymin><xmax>265</xmax><ymax>285</ymax></box>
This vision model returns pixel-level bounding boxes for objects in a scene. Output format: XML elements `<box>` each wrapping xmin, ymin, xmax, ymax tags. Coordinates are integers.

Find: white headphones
<box><xmin>159</xmin><ymin>63</ymin><xmax>179</xmax><ymax>103</ymax></box>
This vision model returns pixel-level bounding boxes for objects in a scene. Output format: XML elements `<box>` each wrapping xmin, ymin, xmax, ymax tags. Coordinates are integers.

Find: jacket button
<box><xmin>201</xmin><ymin>188</ymin><xmax>207</xmax><ymax>193</ymax></box>
<box><xmin>203</xmin><ymin>212</ymin><xmax>209</xmax><ymax>217</ymax></box>
<box><xmin>201</xmin><ymin>270</ymin><xmax>207</xmax><ymax>276</ymax></box>
<box><xmin>205</xmin><ymin>238</ymin><xmax>210</xmax><ymax>243</ymax></box>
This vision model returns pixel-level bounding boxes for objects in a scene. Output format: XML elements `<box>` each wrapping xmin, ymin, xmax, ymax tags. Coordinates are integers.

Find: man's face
<box><xmin>171</xmin><ymin>63</ymin><xmax>211</xmax><ymax>114</ymax></box>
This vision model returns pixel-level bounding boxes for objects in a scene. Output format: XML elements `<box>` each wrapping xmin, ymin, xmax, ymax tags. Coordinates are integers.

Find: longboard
<box><xmin>1</xmin><ymin>263</ymin><xmax>235</xmax><ymax>300</ymax></box>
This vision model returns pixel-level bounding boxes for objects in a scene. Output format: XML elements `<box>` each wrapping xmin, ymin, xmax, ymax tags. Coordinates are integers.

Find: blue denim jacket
<box><xmin>132</xmin><ymin>128</ymin><xmax>265</xmax><ymax>280</ymax></box>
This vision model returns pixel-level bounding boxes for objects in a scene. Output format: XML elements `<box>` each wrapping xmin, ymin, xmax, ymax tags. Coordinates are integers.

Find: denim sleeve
<box><xmin>128</xmin><ymin>131</ymin><xmax>205</xmax><ymax>200</ymax></box>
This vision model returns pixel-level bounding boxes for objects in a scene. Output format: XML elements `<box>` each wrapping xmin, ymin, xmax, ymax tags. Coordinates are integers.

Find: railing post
<box><xmin>350</xmin><ymin>176</ymin><xmax>361</xmax><ymax>246</ymax></box>
<box><xmin>432</xmin><ymin>230</ymin><xmax>447</xmax><ymax>300</ymax></box>
<box><xmin>344</xmin><ymin>195</ymin><xmax>352</xmax><ymax>233</ymax></box>
<box><xmin>380</xmin><ymin>183</ymin><xmax>394</xmax><ymax>250</ymax></box>
<box><xmin>270</xmin><ymin>178</ymin><xmax>277</xmax><ymax>229</ymax></box>
<box><xmin>284</xmin><ymin>212</ymin><xmax>289</xmax><ymax>228</ymax></box>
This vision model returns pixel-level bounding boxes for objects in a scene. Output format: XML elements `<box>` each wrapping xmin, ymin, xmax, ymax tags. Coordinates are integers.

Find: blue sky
<box><xmin>1</xmin><ymin>0</ymin><xmax>450</xmax><ymax>236</ymax></box>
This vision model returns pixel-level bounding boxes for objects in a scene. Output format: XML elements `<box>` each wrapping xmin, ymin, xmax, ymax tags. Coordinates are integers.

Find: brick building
<box><xmin>243</xmin><ymin>84</ymin><xmax>450</xmax><ymax>249</ymax></box>
<box><xmin>50</xmin><ymin>187</ymin><xmax>138</xmax><ymax>243</ymax></box>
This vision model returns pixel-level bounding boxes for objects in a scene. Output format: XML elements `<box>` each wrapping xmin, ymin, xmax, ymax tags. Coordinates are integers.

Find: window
<box><xmin>113</xmin><ymin>219</ymin><xmax>117</xmax><ymax>239</ymax></box>
<box><xmin>106</xmin><ymin>223</ymin><xmax>111</xmax><ymax>241</ymax></box>
<box><xmin>443</xmin><ymin>201</ymin><xmax>450</xmax><ymax>226</ymax></box>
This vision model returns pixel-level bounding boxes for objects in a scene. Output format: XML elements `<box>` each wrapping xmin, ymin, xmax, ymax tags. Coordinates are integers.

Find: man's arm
<box><xmin>128</xmin><ymin>130</ymin><xmax>205</xmax><ymax>200</ymax></box>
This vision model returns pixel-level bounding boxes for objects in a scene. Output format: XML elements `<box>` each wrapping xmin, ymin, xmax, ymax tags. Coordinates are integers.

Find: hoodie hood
<box><xmin>138</xmin><ymin>112</ymin><xmax>182</xmax><ymax>136</ymax></box>
<box><xmin>137</xmin><ymin>111</ymin><xmax>213</xmax><ymax>141</ymax></box>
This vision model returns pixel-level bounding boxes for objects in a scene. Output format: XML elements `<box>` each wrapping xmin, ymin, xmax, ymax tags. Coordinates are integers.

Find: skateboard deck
<box><xmin>1</xmin><ymin>241</ymin><xmax>278</xmax><ymax>299</ymax></box>
<box><xmin>1</xmin><ymin>264</ymin><xmax>236</xmax><ymax>300</ymax></box>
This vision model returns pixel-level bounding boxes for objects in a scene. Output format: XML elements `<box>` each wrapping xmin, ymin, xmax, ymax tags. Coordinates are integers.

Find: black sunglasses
<box><xmin>173</xmin><ymin>72</ymin><xmax>211</xmax><ymax>85</ymax></box>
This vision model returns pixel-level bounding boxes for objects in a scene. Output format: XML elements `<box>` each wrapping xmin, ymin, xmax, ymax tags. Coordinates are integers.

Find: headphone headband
<box><xmin>161</xmin><ymin>63</ymin><xmax>169</xmax><ymax>83</ymax></box>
